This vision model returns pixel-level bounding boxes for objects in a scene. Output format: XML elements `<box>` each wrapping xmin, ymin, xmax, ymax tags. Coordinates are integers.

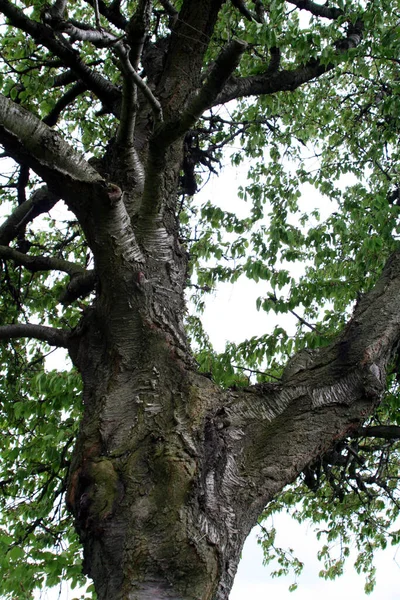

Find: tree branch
<box><xmin>154</xmin><ymin>39</ymin><xmax>247</xmax><ymax>147</ymax></box>
<box><xmin>231</xmin><ymin>0</ymin><xmax>260</xmax><ymax>23</ymax></box>
<box><xmin>114</xmin><ymin>43</ymin><xmax>163</xmax><ymax>125</ymax></box>
<box><xmin>0</xmin><ymin>94</ymin><xmax>104</xmax><ymax>198</ymax></box>
<box><xmin>214</xmin><ymin>58</ymin><xmax>331</xmax><ymax>105</ymax></box>
<box><xmin>0</xmin><ymin>186</ymin><xmax>59</xmax><ymax>246</ymax></box>
<box><xmin>0</xmin><ymin>245</ymin><xmax>86</xmax><ymax>277</ymax></box>
<box><xmin>0</xmin><ymin>323</ymin><xmax>70</xmax><ymax>347</ymax></box>
<box><xmin>214</xmin><ymin>21</ymin><xmax>363</xmax><ymax>105</ymax></box>
<box><xmin>286</xmin><ymin>0</ymin><xmax>343</xmax><ymax>20</ymax></box>
<box><xmin>59</xmin><ymin>270</ymin><xmax>97</xmax><ymax>304</ymax></box>
<box><xmin>358</xmin><ymin>425</ymin><xmax>400</xmax><ymax>440</ymax></box>
<box><xmin>46</xmin><ymin>0</ymin><xmax>68</xmax><ymax>20</ymax></box>
<box><xmin>84</xmin><ymin>0</ymin><xmax>128</xmax><ymax>30</ymax></box>
<box><xmin>158</xmin><ymin>0</ymin><xmax>178</xmax><ymax>27</ymax></box>
<box><xmin>60</xmin><ymin>20</ymin><xmax>119</xmax><ymax>47</ymax></box>
<box><xmin>43</xmin><ymin>81</ymin><xmax>88</xmax><ymax>127</ymax></box>
<box><xmin>207</xmin><ymin>249</ymin><xmax>400</xmax><ymax>538</ymax></box>
<box><xmin>126</xmin><ymin>0</ymin><xmax>152</xmax><ymax>70</ymax></box>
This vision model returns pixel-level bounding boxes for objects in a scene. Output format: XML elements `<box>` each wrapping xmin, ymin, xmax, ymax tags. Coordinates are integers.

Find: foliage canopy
<box><xmin>0</xmin><ymin>0</ymin><xmax>399</xmax><ymax>597</ymax></box>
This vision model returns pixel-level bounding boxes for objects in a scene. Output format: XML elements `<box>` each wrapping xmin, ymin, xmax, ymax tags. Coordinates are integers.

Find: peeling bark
<box><xmin>0</xmin><ymin>2</ymin><xmax>396</xmax><ymax>598</ymax></box>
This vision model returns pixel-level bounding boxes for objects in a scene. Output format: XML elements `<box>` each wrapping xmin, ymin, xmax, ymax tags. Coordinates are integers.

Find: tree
<box><xmin>0</xmin><ymin>0</ymin><xmax>400</xmax><ymax>598</ymax></box>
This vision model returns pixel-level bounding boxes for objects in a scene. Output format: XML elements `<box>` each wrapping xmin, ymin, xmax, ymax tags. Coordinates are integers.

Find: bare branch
<box><xmin>0</xmin><ymin>186</ymin><xmax>59</xmax><ymax>246</ymax></box>
<box><xmin>59</xmin><ymin>270</ymin><xmax>97</xmax><ymax>304</ymax></box>
<box><xmin>0</xmin><ymin>323</ymin><xmax>70</xmax><ymax>347</ymax></box>
<box><xmin>126</xmin><ymin>0</ymin><xmax>152</xmax><ymax>70</ymax></box>
<box><xmin>83</xmin><ymin>0</ymin><xmax>128</xmax><ymax>30</ymax></box>
<box><xmin>61</xmin><ymin>21</ymin><xmax>118</xmax><ymax>47</ymax></box>
<box><xmin>358</xmin><ymin>425</ymin><xmax>400</xmax><ymax>440</ymax></box>
<box><xmin>286</xmin><ymin>0</ymin><xmax>343</xmax><ymax>20</ymax></box>
<box><xmin>115</xmin><ymin>43</ymin><xmax>163</xmax><ymax>125</ymax></box>
<box><xmin>0</xmin><ymin>245</ymin><xmax>86</xmax><ymax>277</ymax></box>
<box><xmin>43</xmin><ymin>81</ymin><xmax>87</xmax><ymax>127</ymax></box>
<box><xmin>51</xmin><ymin>62</ymin><xmax>102</xmax><ymax>88</ymax></box>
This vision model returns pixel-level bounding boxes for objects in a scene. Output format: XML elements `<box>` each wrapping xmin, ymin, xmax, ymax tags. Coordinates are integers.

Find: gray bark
<box><xmin>0</xmin><ymin>2</ymin><xmax>396</xmax><ymax>598</ymax></box>
<box><xmin>63</xmin><ymin>243</ymin><xmax>400</xmax><ymax>600</ymax></box>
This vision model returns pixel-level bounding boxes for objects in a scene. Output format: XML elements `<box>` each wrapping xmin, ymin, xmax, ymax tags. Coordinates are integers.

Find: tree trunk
<box><xmin>64</xmin><ymin>156</ymin><xmax>400</xmax><ymax>598</ymax></box>
<box><xmin>0</xmin><ymin>4</ymin><xmax>398</xmax><ymax>597</ymax></box>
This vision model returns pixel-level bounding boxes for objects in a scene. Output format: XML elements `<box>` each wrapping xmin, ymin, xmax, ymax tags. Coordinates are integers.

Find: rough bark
<box><xmin>0</xmin><ymin>1</ymin><xmax>396</xmax><ymax>599</ymax></box>
<box><xmin>62</xmin><ymin>241</ymin><xmax>400</xmax><ymax>600</ymax></box>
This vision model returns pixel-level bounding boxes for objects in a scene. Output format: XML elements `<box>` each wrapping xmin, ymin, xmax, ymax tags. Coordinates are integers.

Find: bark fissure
<box><xmin>0</xmin><ymin>2</ymin><xmax>397</xmax><ymax>599</ymax></box>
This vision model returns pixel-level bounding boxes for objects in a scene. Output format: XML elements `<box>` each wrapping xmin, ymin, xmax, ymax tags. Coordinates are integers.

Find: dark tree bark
<box><xmin>0</xmin><ymin>1</ymin><xmax>397</xmax><ymax>599</ymax></box>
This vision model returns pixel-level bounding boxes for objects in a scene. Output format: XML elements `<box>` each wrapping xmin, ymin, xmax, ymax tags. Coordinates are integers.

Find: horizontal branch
<box><xmin>61</xmin><ymin>21</ymin><xmax>118</xmax><ymax>47</ymax></box>
<box><xmin>0</xmin><ymin>323</ymin><xmax>70</xmax><ymax>347</ymax></box>
<box><xmin>358</xmin><ymin>425</ymin><xmax>400</xmax><ymax>440</ymax></box>
<box><xmin>214</xmin><ymin>58</ymin><xmax>331</xmax><ymax>105</ymax></box>
<box><xmin>286</xmin><ymin>0</ymin><xmax>343</xmax><ymax>20</ymax></box>
<box><xmin>0</xmin><ymin>245</ymin><xmax>86</xmax><ymax>276</ymax></box>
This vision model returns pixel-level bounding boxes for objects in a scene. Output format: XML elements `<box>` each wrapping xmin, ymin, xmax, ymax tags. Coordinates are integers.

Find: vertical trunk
<box><xmin>67</xmin><ymin>301</ymin><xmax>232</xmax><ymax>599</ymax></box>
<box><xmin>65</xmin><ymin>235</ymin><xmax>398</xmax><ymax>599</ymax></box>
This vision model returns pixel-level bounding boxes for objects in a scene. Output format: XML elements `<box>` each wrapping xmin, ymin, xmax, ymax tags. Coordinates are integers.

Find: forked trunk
<box><xmin>65</xmin><ymin>218</ymin><xmax>398</xmax><ymax>598</ymax></box>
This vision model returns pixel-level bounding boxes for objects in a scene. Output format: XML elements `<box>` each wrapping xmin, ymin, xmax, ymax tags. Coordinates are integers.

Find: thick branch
<box><xmin>0</xmin><ymin>94</ymin><xmax>104</xmax><ymax>197</ymax></box>
<box><xmin>286</xmin><ymin>0</ymin><xmax>343</xmax><ymax>20</ymax></box>
<box><xmin>43</xmin><ymin>81</ymin><xmax>88</xmax><ymax>127</ymax></box>
<box><xmin>214</xmin><ymin>58</ymin><xmax>331</xmax><ymax>105</ymax></box>
<box><xmin>160</xmin><ymin>0</ymin><xmax>225</xmax><ymax>112</ymax></box>
<box><xmin>358</xmin><ymin>425</ymin><xmax>400</xmax><ymax>440</ymax></box>
<box><xmin>61</xmin><ymin>21</ymin><xmax>118</xmax><ymax>46</ymax></box>
<box><xmin>208</xmin><ymin>249</ymin><xmax>400</xmax><ymax>537</ymax></box>
<box><xmin>59</xmin><ymin>270</ymin><xmax>97</xmax><ymax>304</ymax></box>
<box><xmin>52</xmin><ymin>63</ymin><xmax>102</xmax><ymax>88</ymax></box>
<box><xmin>0</xmin><ymin>186</ymin><xmax>59</xmax><ymax>246</ymax></box>
<box><xmin>215</xmin><ymin>22</ymin><xmax>363</xmax><ymax>105</ymax></box>
<box><xmin>148</xmin><ymin>39</ymin><xmax>246</xmax><ymax>158</ymax></box>
<box><xmin>84</xmin><ymin>0</ymin><xmax>128</xmax><ymax>30</ymax></box>
<box><xmin>0</xmin><ymin>245</ymin><xmax>86</xmax><ymax>277</ymax></box>
<box><xmin>0</xmin><ymin>323</ymin><xmax>70</xmax><ymax>347</ymax></box>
